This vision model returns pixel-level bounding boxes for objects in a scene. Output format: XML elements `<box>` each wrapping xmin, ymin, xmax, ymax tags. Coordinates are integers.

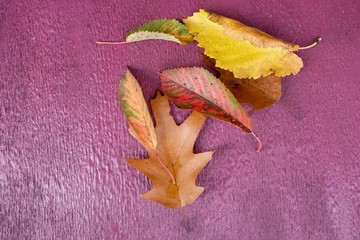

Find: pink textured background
<box><xmin>1</xmin><ymin>1</ymin><xmax>360</xmax><ymax>239</ymax></box>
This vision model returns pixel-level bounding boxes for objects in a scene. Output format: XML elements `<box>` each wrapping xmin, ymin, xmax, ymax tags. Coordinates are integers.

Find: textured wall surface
<box><xmin>1</xmin><ymin>1</ymin><xmax>360</xmax><ymax>239</ymax></box>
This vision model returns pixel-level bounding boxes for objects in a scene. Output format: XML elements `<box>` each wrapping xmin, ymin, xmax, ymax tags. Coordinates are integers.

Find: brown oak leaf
<box><xmin>126</xmin><ymin>92</ymin><xmax>214</xmax><ymax>208</ymax></box>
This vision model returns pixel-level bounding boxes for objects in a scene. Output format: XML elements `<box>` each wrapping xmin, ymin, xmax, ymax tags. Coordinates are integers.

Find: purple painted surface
<box><xmin>1</xmin><ymin>1</ymin><xmax>360</xmax><ymax>239</ymax></box>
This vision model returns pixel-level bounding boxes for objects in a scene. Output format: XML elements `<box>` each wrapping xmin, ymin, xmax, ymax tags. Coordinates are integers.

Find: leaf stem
<box><xmin>298</xmin><ymin>37</ymin><xmax>322</xmax><ymax>50</ymax></box>
<box><xmin>154</xmin><ymin>150</ymin><xmax>176</xmax><ymax>184</ymax></box>
<box><xmin>277</xmin><ymin>100</ymin><xmax>304</xmax><ymax>120</ymax></box>
<box><xmin>96</xmin><ymin>41</ymin><xmax>127</xmax><ymax>45</ymax></box>
<box><xmin>180</xmin><ymin>207</ymin><xmax>191</xmax><ymax>232</ymax></box>
<box><xmin>251</xmin><ymin>132</ymin><xmax>262</xmax><ymax>152</ymax></box>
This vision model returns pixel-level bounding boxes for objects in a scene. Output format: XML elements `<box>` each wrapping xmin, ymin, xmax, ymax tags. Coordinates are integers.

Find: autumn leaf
<box><xmin>224</xmin><ymin>75</ymin><xmax>281</xmax><ymax>111</ymax></box>
<box><xmin>126</xmin><ymin>92</ymin><xmax>214</xmax><ymax>208</ymax></box>
<box><xmin>183</xmin><ymin>9</ymin><xmax>303</xmax><ymax>79</ymax></box>
<box><xmin>119</xmin><ymin>69</ymin><xmax>157</xmax><ymax>150</ymax></box>
<box><xmin>97</xmin><ymin>19</ymin><xmax>193</xmax><ymax>45</ymax></box>
<box><xmin>125</xmin><ymin>19</ymin><xmax>193</xmax><ymax>44</ymax></box>
<box><xmin>160</xmin><ymin>67</ymin><xmax>253</xmax><ymax>132</ymax></box>
<box><xmin>119</xmin><ymin>69</ymin><xmax>175</xmax><ymax>183</ymax></box>
<box><xmin>203</xmin><ymin>55</ymin><xmax>281</xmax><ymax>111</ymax></box>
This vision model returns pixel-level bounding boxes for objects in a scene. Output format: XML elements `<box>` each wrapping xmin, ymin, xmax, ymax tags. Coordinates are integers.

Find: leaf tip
<box><xmin>209</xmin><ymin>150</ymin><xmax>216</xmax><ymax>156</ymax></box>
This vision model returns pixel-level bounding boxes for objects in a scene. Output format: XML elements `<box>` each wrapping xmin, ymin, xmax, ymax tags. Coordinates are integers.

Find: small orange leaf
<box><xmin>203</xmin><ymin>55</ymin><xmax>281</xmax><ymax>111</ymax></box>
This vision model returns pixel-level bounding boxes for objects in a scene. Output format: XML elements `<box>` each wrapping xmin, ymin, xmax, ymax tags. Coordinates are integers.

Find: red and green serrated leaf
<box><xmin>160</xmin><ymin>67</ymin><xmax>253</xmax><ymax>133</ymax></box>
<box><xmin>126</xmin><ymin>19</ymin><xmax>193</xmax><ymax>44</ymax></box>
<box><xmin>119</xmin><ymin>69</ymin><xmax>157</xmax><ymax>151</ymax></box>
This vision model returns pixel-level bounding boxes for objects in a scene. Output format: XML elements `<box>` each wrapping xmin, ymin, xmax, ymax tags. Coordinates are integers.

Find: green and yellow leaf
<box><xmin>119</xmin><ymin>69</ymin><xmax>157</xmax><ymax>151</ymax></box>
<box><xmin>126</xmin><ymin>19</ymin><xmax>193</xmax><ymax>44</ymax></box>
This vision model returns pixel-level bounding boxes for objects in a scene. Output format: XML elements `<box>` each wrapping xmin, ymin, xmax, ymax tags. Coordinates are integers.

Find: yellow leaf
<box><xmin>126</xmin><ymin>92</ymin><xmax>214</xmax><ymax>208</ymax></box>
<box><xmin>183</xmin><ymin>9</ymin><xmax>303</xmax><ymax>79</ymax></box>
